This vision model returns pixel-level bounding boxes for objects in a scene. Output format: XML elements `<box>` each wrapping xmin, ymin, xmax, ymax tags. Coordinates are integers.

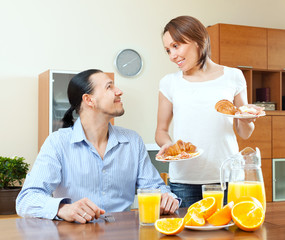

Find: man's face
<box><xmin>89</xmin><ymin>72</ymin><xmax>124</xmax><ymax>117</ymax></box>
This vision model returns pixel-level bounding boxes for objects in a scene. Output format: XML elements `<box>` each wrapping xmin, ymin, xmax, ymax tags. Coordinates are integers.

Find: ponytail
<box><xmin>61</xmin><ymin>69</ymin><xmax>102</xmax><ymax>129</ymax></box>
<box><xmin>62</xmin><ymin>106</ymin><xmax>75</xmax><ymax>128</ymax></box>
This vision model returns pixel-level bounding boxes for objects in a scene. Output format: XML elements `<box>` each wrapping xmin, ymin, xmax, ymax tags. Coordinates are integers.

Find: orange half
<box><xmin>231</xmin><ymin>201</ymin><xmax>265</xmax><ymax>231</ymax></box>
<box><xmin>235</xmin><ymin>196</ymin><xmax>264</xmax><ymax>211</ymax></box>
<box><xmin>155</xmin><ymin>218</ymin><xmax>185</xmax><ymax>235</ymax></box>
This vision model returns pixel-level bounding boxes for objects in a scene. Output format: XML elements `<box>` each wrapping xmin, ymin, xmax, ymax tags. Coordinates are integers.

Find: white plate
<box><xmin>155</xmin><ymin>149</ymin><xmax>203</xmax><ymax>162</ymax></box>
<box><xmin>217</xmin><ymin>111</ymin><xmax>266</xmax><ymax>119</ymax></box>
<box><xmin>185</xmin><ymin>222</ymin><xmax>234</xmax><ymax>231</ymax></box>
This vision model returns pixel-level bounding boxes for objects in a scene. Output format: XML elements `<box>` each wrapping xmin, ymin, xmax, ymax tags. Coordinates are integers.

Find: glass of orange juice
<box><xmin>202</xmin><ymin>184</ymin><xmax>224</xmax><ymax>211</ymax></box>
<box><xmin>137</xmin><ymin>189</ymin><xmax>161</xmax><ymax>226</ymax></box>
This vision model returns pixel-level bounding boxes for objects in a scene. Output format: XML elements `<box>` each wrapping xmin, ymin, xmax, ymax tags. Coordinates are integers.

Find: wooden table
<box><xmin>0</xmin><ymin>202</ymin><xmax>285</xmax><ymax>240</ymax></box>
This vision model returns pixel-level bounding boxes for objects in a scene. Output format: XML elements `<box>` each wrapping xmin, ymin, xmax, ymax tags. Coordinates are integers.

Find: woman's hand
<box><xmin>234</xmin><ymin>90</ymin><xmax>256</xmax><ymax>139</ymax></box>
<box><xmin>236</xmin><ymin>104</ymin><xmax>265</xmax><ymax>124</ymax></box>
<box><xmin>157</xmin><ymin>142</ymin><xmax>173</xmax><ymax>156</ymax></box>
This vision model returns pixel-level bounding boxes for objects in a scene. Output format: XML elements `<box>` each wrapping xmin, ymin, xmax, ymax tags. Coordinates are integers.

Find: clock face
<box><xmin>115</xmin><ymin>49</ymin><xmax>143</xmax><ymax>77</ymax></box>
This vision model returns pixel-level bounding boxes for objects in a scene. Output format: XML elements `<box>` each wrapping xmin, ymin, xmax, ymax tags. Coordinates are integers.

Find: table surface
<box><xmin>0</xmin><ymin>202</ymin><xmax>285</xmax><ymax>240</ymax></box>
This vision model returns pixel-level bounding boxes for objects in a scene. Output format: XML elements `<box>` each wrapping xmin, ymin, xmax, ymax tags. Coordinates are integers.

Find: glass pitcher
<box><xmin>220</xmin><ymin>147</ymin><xmax>266</xmax><ymax>211</ymax></box>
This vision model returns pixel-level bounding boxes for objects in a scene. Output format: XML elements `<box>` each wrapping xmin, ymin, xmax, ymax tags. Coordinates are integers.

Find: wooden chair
<box><xmin>160</xmin><ymin>172</ymin><xmax>169</xmax><ymax>185</ymax></box>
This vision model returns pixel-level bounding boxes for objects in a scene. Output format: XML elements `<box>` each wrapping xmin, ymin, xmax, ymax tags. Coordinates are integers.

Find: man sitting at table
<box><xmin>16</xmin><ymin>69</ymin><xmax>180</xmax><ymax>223</ymax></box>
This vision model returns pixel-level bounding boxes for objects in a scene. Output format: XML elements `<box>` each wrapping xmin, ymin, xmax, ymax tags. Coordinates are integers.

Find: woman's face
<box><xmin>163</xmin><ymin>31</ymin><xmax>200</xmax><ymax>73</ymax></box>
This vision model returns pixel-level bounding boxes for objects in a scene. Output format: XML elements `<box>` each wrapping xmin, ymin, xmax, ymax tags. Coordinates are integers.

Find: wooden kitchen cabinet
<box><xmin>207</xmin><ymin>23</ymin><xmax>285</xmax><ymax>71</ymax></box>
<box><xmin>268</xmin><ymin>29</ymin><xmax>285</xmax><ymax>70</ymax></box>
<box><xmin>207</xmin><ymin>24</ymin><xmax>267</xmax><ymax>69</ymax></box>
<box><xmin>283</xmin><ymin>72</ymin><xmax>285</xmax><ymax>102</ymax></box>
<box><xmin>273</xmin><ymin>116</ymin><xmax>285</xmax><ymax>158</ymax></box>
<box><xmin>235</xmin><ymin>116</ymin><xmax>271</xmax><ymax>159</ymax></box>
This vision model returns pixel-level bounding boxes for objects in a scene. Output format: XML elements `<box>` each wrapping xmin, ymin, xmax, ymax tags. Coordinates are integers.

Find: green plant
<box><xmin>0</xmin><ymin>156</ymin><xmax>29</xmax><ymax>189</ymax></box>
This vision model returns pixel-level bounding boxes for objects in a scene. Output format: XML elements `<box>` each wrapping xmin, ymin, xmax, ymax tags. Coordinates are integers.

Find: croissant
<box><xmin>215</xmin><ymin>99</ymin><xmax>238</xmax><ymax>115</ymax></box>
<box><xmin>165</xmin><ymin>140</ymin><xmax>197</xmax><ymax>156</ymax></box>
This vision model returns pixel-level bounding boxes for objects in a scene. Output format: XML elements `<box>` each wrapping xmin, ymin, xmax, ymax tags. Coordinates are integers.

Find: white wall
<box><xmin>1</xmin><ymin>0</ymin><xmax>285</xmax><ymax>166</ymax></box>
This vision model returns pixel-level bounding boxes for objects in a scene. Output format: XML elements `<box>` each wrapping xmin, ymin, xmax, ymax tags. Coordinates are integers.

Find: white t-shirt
<box><xmin>159</xmin><ymin>66</ymin><xmax>246</xmax><ymax>184</ymax></box>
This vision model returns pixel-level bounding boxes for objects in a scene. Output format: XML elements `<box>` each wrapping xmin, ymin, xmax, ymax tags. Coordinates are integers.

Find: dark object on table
<box><xmin>256</xmin><ymin>88</ymin><xmax>270</xmax><ymax>102</ymax></box>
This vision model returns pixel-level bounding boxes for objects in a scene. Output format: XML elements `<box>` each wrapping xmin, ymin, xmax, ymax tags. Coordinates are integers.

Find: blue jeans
<box><xmin>170</xmin><ymin>182</ymin><xmax>228</xmax><ymax>208</ymax></box>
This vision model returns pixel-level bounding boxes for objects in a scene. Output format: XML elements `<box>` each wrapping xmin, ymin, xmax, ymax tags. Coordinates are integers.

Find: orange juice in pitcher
<box><xmin>228</xmin><ymin>181</ymin><xmax>266</xmax><ymax>210</ymax></box>
<box><xmin>221</xmin><ymin>147</ymin><xmax>266</xmax><ymax>212</ymax></box>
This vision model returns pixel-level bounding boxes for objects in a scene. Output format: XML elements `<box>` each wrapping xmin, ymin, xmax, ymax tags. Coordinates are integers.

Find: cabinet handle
<box><xmin>237</xmin><ymin>65</ymin><xmax>253</xmax><ymax>69</ymax></box>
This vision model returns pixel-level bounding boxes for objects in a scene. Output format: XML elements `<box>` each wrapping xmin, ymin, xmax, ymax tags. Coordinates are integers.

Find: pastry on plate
<box><xmin>156</xmin><ymin>140</ymin><xmax>199</xmax><ymax>161</ymax></box>
<box><xmin>215</xmin><ymin>99</ymin><xmax>265</xmax><ymax>117</ymax></box>
<box><xmin>215</xmin><ymin>99</ymin><xmax>238</xmax><ymax>115</ymax></box>
<box><xmin>165</xmin><ymin>140</ymin><xmax>197</xmax><ymax>156</ymax></box>
<box><xmin>236</xmin><ymin>105</ymin><xmax>265</xmax><ymax>116</ymax></box>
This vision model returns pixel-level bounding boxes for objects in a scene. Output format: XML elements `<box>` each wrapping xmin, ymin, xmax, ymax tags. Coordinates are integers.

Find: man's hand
<box><xmin>160</xmin><ymin>193</ymin><xmax>179</xmax><ymax>215</ymax></box>
<box><xmin>57</xmin><ymin>198</ymin><xmax>105</xmax><ymax>223</ymax></box>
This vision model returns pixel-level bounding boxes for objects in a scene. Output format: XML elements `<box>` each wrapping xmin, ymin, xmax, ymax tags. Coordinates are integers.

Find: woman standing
<box><xmin>155</xmin><ymin>16</ymin><xmax>257</xmax><ymax>207</ymax></box>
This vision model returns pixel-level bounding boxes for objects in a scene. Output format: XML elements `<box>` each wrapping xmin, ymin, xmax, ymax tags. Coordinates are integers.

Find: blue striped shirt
<box><xmin>16</xmin><ymin>118</ymin><xmax>175</xmax><ymax>219</ymax></box>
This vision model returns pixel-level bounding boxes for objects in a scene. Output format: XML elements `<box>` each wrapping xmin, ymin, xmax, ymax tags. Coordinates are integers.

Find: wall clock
<box><xmin>115</xmin><ymin>49</ymin><xmax>143</xmax><ymax>77</ymax></box>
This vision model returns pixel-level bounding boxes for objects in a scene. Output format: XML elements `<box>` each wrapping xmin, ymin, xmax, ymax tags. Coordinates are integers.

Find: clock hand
<box><xmin>122</xmin><ymin>57</ymin><xmax>137</xmax><ymax>68</ymax></box>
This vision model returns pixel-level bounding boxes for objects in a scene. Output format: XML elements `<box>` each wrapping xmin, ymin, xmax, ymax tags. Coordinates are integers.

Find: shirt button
<box><xmin>102</xmin><ymin>192</ymin><xmax>105</xmax><ymax>195</ymax></box>
<box><xmin>103</xmin><ymin>170</ymin><xmax>106</xmax><ymax>173</ymax></box>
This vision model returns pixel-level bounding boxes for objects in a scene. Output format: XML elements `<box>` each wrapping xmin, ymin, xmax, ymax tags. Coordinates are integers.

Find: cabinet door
<box><xmin>268</xmin><ymin>29</ymin><xmax>285</xmax><ymax>70</ymax></box>
<box><xmin>262</xmin><ymin>159</ymin><xmax>272</xmax><ymax>202</ymax></box>
<box><xmin>235</xmin><ymin>116</ymin><xmax>271</xmax><ymax>158</ymax></box>
<box><xmin>273</xmin><ymin>116</ymin><xmax>285</xmax><ymax>158</ymax></box>
<box><xmin>219</xmin><ymin>24</ymin><xmax>267</xmax><ymax>69</ymax></box>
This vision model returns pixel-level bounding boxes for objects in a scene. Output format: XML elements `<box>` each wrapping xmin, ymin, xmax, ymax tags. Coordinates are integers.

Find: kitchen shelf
<box><xmin>239</xmin><ymin>68</ymin><xmax>283</xmax><ymax>110</ymax></box>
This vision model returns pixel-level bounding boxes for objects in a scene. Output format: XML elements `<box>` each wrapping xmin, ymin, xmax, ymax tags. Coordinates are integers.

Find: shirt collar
<box><xmin>70</xmin><ymin>117</ymin><xmax>87</xmax><ymax>144</ymax></box>
<box><xmin>70</xmin><ymin>117</ymin><xmax>129</xmax><ymax>147</ymax></box>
